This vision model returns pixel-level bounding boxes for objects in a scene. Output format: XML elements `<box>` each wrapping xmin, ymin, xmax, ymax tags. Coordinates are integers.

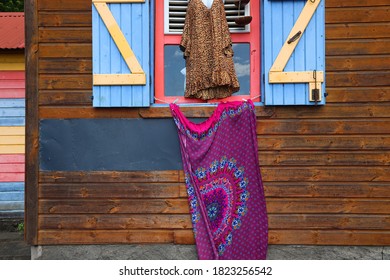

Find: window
<box><xmin>91</xmin><ymin>0</ymin><xmax>325</xmax><ymax>107</ymax></box>
<box><xmin>154</xmin><ymin>0</ymin><xmax>261</xmax><ymax>104</ymax></box>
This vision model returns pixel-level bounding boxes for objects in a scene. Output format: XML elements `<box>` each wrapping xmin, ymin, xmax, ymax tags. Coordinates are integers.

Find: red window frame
<box><xmin>155</xmin><ymin>0</ymin><xmax>261</xmax><ymax>104</ymax></box>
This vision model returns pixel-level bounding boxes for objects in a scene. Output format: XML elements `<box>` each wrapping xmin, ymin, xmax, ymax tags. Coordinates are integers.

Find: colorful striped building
<box><xmin>0</xmin><ymin>12</ymin><xmax>25</xmax><ymax>218</ymax></box>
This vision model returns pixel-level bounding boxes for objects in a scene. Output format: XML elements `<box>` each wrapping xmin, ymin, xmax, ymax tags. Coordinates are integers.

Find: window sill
<box><xmin>139</xmin><ymin>102</ymin><xmax>274</xmax><ymax>119</ymax></box>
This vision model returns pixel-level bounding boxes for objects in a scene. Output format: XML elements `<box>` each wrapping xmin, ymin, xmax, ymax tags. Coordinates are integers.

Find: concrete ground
<box><xmin>0</xmin><ymin>218</ymin><xmax>30</xmax><ymax>260</ymax></box>
<box><xmin>0</xmin><ymin>231</ymin><xmax>30</xmax><ymax>260</ymax></box>
<box><xmin>30</xmin><ymin>244</ymin><xmax>390</xmax><ymax>260</ymax></box>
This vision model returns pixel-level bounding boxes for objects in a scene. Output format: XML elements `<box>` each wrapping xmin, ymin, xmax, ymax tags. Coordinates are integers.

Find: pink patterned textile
<box><xmin>170</xmin><ymin>100</ymin><xmax>268</xmax><ymax>260</ymax></box>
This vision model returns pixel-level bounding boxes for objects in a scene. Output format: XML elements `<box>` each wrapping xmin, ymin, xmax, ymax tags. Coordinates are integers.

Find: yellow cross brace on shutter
<box><xmin>93</xmin><ymin>0</ymin><xmax>146</xmax><ymax>86</ymax></box>
<box><xmin>269</xmin><ymin>0</ymin><xmax>323</xmax><ymax>101</ymax></box>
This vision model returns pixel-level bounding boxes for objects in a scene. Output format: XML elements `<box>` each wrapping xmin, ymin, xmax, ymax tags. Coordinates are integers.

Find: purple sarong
<box><xmin>170</xmin><ymin>100</ymin><xmax>268</xmax><ymax>260</ymax></box>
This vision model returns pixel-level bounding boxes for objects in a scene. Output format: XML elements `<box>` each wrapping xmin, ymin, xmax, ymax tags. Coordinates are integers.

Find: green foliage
<box><xmin>0</xmin><ymin>0</ymin><xmax>24</xmax><ymax>12</ymax></box>
<box><xmin>17</xmin><ymin>222</ymin><xmax>24</xmax><ymax>233</ymax></box>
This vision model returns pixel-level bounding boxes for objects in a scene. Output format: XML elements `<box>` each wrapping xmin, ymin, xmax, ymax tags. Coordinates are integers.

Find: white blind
<box><xmin>164</xmin><ymin>0</ymin><xmax>250</xmax><ymax>34</ymax></box>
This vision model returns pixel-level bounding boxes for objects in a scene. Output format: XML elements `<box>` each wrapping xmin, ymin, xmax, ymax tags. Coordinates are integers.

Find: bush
<box><xmin>0</xmin><ymin>0</ymin><xmax>24</xmax><ymax>12</ymax></box>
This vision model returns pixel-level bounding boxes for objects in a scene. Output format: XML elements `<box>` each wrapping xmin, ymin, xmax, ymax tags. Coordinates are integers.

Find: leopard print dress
<box><xmin>181</xmin><ymin>0</ymin><xmax>240</xmax><ymax>100</ymax></box>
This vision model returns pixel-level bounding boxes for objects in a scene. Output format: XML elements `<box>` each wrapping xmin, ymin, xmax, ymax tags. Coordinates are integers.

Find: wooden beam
<box><xmin>39</xmin><ymin>199</ymin><xmax>189</xmax><ymax>214</ymax></box>
<box><xmin>24</xmin><ymin>0</ymin><xmax>39</xmax><ymax>245</ymax></box>
<box><xmin>0</xmin><ymin>53</ymin><xmax>24</xmax><ymax>63</ymax></box>
<box><xmin>264</xmin><ymin>182</ymin><xmax>390</xmax><ymax>198</ymax></box>
<box><xmin>0</xmin><ymin>133</ymin><xmax>25</xmax><ymax>154</ymax></box>
<box><xmin>39</xmin><ymin>214</ymin><xmax>193</xmax><ymax>230</ymax></box>
<box><xmin>0</xmin><ymin>145</ymin><xmax>25</xmax><ymax>154</ymax></box>
<box><xmin>0</xmin><ymin>127</ymin><xmax>25</xmax><ymax>136</ymax></box>
<box><xmin>37</xmin><ymin>229</ymin><xmax>390</xmax><ymax>245</ymax></box>
<box><xmin>38</xmin><ymin>229</ymin><xmax>174</xmax><ymax>244</ymax></box>
<box><xmin>39</xmin><ymin>107</ymin><xmax>140</xmax><ymax>119</ymax></box>
<box><xmin>0</xmin><ymin>63</ymin><xmax>25</xmax><ymax>71</ymax></box>
<box><xmin>39</xmin><ymin>183</ymin><xmax>183</xmax><ymax>199</ymax></box>
<box><xmin>269</xmin><ymin>71</ymin><xmax>324</xmax><ymax>84</ymax></box>
<box><xmin>0</xmin><ymin>54</ymin><xmax>25</xmax><ymax>70</ymax></box>
<box><xmin>0</xmin><ymin>136</ymin><xmax>25</xmax><ymax>145</ymax></box>
<box><xmin>39</xmin><ymin>171</ymin><xmax>180</xmax><ymax>184</ymax></box>
<box><xmin>256</xmin><ymin>119</ymin><xmax>390</xmax><ymax>135</ymax></box>
<box><xmin>93</xmin><ymin>74</ymin><xmax>146</xmax><ymax>85</ymax></box>
<box><xmin>0</xmin><ymin>154</ymin><xmax>25</xmax><ymax>164</ymax></box>
<box><xmin>269</xmin><ymin>230</ymin><xmax>390</xmax><ymax>245</ymax></box>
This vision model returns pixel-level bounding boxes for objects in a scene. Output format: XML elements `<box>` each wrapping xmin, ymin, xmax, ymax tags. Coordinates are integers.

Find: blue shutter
<box><xmin>92</xmin><ymin>1</ymin><xmax>150</xmax><ymax>107</ymax></box>
<box><xmin>263</xmin><ymin>0</ymin><xmax>325</xmax><ymax>105</ymax></box>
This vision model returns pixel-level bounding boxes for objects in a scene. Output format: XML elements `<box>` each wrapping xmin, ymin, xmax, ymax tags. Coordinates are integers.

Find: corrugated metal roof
<box><xmin>0</xmin><ymin>13</ymin><xmax>24</xmax><ymax>49</ymax></box>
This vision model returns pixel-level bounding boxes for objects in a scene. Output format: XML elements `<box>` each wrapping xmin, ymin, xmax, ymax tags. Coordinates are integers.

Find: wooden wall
<box><xmin>25</xmin><ymin>0</ymin><xmax>390</xmax><ymax>245</ymax></box>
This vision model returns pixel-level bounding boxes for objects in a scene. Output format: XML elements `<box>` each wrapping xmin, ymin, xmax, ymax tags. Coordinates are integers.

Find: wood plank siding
<box><xmin>25</xmin><ymin>0</ymin><xmax>390</xmax><ymax>245</ymax></box>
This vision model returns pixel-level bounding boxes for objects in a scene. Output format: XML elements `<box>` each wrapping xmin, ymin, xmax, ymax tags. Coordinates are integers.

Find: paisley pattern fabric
<box><xmin>170</xmin><ymin>100</ymin><xmax>268</xmax><ymax>259</ymax></box>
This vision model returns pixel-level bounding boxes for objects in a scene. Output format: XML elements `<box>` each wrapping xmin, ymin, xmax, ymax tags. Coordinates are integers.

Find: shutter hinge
<box><xmin>310</xmin><ymin>70</ymin><xmax>321</xmax><ymax>105</ymax></box>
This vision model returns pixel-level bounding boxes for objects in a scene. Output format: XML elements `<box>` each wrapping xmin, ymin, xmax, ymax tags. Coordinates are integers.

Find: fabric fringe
<box><xmin>185</xmin><ymin>70</ymin><xmax>240</xmax><ymax>100</ymax></box>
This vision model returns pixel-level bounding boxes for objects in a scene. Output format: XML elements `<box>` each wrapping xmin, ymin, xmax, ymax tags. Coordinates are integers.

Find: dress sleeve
<box><xmin>180</xmin><ymin>7</ymin><xmax>191</xmax><ymax>58</ymax></box>
<box><xmin>220</xmin><ymin>1</ymin><xmax>233</xmax><ymax>57</ymax></box>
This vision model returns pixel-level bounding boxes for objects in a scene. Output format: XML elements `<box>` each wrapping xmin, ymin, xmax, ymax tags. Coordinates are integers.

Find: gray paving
<box><xmin>267</xmin><ymin>245</ymin><xmax>387</xmax><ymax>260</ymax></box>
<box><xmin>31</xmin><ymin>244</ymin><xmax>390</xmax><ymax>260</ymax></box>
<box><xmin>0</xmin><ymin>231</ymin><xmax>30</xmax><ymax>260</ymax></box>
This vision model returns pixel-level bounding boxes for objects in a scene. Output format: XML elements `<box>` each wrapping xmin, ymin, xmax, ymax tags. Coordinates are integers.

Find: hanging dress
<box><xmin>181</xmin><ymin>0</ymin><xmax>240</xmax><ymax>100</ymax></box>
<box><xmin>170</xmin><ymin>100</ymin><xmax>268</xmax><ymax>260</ymax></box>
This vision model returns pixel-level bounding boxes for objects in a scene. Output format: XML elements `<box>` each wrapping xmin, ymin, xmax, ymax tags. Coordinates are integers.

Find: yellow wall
<box><xmin>0</xmin><ymin>126</ymin><xmax>25</xmax><ymax>154</ymax></box>
<box><xmin>0</xmin><ymin>53</ymin><xmax>25</xmax><ymax>71</ymax></box>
